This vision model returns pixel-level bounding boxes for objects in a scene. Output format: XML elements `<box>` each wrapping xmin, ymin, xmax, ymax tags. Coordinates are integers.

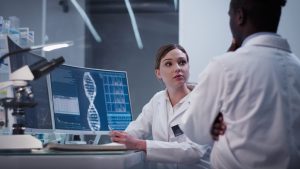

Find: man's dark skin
<box><xmin>211</xmin><ymin>113</ymin><xmax>226</xmax><ymax>140</ymax></box>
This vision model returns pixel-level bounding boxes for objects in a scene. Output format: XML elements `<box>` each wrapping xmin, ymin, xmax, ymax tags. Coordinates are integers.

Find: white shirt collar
<box><xmin>163</xmin><ymin>89</ymin><xmax>190</xmax><ymax>107</ymax></box>
<box><xmin>242</xmin><ymin>32</ymin><xmax>280</xmax><ymax>47</ymax></box>
<box><xmin>240</xmin><ymin>32</ymin><xmax>291</xmax><ymax>52</ymax></box>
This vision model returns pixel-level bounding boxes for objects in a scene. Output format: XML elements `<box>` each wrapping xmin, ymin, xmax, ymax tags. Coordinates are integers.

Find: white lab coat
<box><xmin>182</xmin><ymin>33</ymin><xmax>300</xmax><ymax>169</ymax></box>
<box><xmin>126</xmin><ymin>90</ymin><xmax>211</xmax><ymax>169</ymax></box>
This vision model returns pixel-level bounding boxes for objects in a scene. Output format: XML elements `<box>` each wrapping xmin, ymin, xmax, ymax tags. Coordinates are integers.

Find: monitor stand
<box><xmin>64</xmin><ymin>134</ymin><xmax>86</xmax><ymax>144</ymax></box>
<box><xmin>0</xmin><ymin>135</ymin><xmax>43</xmax><ymax>151</ymax></box>
<box><xmin>93</xmin><ymin>134</ymin><xmax>101</xmax><ymax>145</ymax></box>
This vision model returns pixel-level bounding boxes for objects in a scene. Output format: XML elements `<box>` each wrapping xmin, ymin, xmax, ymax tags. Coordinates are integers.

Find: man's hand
<box><xmin>227</xmin><ymin>38</ymin><xmax>240</xmax><ymax>52</ymax></box>
<box><xmin>211</xmin><ymin>113</ymin><xmax>226</xmax><ymax>141</ymax></box>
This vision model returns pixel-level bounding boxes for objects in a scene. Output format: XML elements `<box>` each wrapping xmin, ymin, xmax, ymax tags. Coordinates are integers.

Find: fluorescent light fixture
<box><xmin>174</xmin><ymin>0</ymin><xmax>178</xmax><ymax>10</ymax></box>
<box><xmin>70</xmin><ymin>0</ymin><xmax>141</xmax><ymax>48</ymax></box>
<box><xmin>70</xmin><ymin>0</ymin><xmax>101</xmax><ymax>42</ymax></box>
<box><xmin>124</xmin><ymin>0</ymin><xmax>143</xmax><ymax>49</ymax></box>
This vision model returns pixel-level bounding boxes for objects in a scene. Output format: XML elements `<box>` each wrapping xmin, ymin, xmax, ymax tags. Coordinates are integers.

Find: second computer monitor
<box><xmin>7</xmin><ymin>36</ymin><xmax>53</xmax><ymax>132</ymax></box>
<box><xmin>50</xmin><ymin>65</ymin><xmax>132</xmax><ymax>134</ymax></box>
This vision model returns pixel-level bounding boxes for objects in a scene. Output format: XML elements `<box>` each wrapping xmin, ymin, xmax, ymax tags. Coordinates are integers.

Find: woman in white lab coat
<box><xmin>110</xmin><ymin>44</ymin><xmax>214</xmax><ymax>169</ymax></box>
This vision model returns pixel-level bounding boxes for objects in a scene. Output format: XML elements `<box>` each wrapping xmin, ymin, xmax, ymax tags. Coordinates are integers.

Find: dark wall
<box><xmin>85</xmin><ymin>4</ymin><xmax>178</xmax><ymax>118</ymax></box>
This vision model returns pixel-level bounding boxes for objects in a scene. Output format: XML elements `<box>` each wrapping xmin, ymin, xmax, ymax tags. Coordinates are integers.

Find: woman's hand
<box><xmin>110</xmin><ymin>131</ymin><xmax>146</xmax><ymax>151</ymax></box>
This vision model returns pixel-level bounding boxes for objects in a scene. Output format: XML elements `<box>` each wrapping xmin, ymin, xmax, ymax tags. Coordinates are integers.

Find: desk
<box><xmin>0</xmin><ymin>149</ymin><xmax>145</xmax><ymax>169</ymax></box>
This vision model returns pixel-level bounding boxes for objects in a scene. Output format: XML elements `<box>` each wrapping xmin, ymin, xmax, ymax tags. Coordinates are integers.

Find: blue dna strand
<box><xmin>83</xmin><ymin>72</ymin><xmax>100</xmax><ymax>131</ymax></box>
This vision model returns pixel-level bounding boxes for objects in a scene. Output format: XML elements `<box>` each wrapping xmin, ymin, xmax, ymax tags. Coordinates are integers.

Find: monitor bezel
<box><xmin>48</xmin><ymin>64</ymin><xmax>133</xmax><ymax>135</ymax></box>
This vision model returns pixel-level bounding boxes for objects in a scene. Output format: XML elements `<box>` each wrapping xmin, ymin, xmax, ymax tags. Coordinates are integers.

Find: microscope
<box><xmin>0</xmin><ymin>56</ymin><xmax>65</xmax><ymax>151</ymax></box>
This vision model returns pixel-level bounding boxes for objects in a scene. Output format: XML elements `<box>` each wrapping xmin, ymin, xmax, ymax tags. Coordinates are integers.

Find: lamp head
<box><xmin>0</xmin><ymin>40</ymin><xmax>73</xmax><ymax>63</ymax></box>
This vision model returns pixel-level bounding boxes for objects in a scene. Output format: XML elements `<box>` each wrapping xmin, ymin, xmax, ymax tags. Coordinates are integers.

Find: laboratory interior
<box><xmin>0</xmin><ymin>0</ymin><xmax>299</xmax><ymax>169</ymax></box>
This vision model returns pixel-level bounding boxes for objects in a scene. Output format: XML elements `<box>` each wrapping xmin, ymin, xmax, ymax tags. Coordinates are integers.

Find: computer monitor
<box><xmin>49</xmin><ymin>64</ymin><xmax>132</xmax><ymax>134</ymax></box>
<box><xmin>7</xmin><ymin>36</ymin><xmax>53</xmax><ymax>133</ymax></box>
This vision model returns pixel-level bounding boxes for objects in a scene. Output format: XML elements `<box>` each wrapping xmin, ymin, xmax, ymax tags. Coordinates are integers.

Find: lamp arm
<box><xmin>0</xmin><ymin>48</ymin><xmax>31</xmax><ymax>63</ymax></box>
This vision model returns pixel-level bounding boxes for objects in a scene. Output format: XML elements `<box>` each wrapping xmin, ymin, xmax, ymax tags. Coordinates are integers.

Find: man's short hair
<box><xmin>230</xmin><ymin>0</ymin><xmax>287</xmax><ymax>32</ymax></box>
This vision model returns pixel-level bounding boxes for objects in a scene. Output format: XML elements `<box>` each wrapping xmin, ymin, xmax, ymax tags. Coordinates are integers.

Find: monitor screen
<box><xmin>50</xmin><ymin>65</ymin><xmax>132</xmax><ymax>134</ymax></box>
<box><xmin>7</xmin><ymin>36</ymin><xmax>53</xmax><ymax>132</ymax></box>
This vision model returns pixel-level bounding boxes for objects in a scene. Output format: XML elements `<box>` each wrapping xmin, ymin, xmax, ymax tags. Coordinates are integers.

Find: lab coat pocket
<box><xmin>170</xmin><ymin>134</ymin><xmax>188</xmax><ymax>143</ymax></box>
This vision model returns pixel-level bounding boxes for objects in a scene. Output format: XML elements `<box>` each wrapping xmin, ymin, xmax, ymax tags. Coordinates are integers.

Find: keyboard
<box><xmin>46</xmin><ymin>142</ymin><xmax>127</xmax><ymax>151</ymax></box>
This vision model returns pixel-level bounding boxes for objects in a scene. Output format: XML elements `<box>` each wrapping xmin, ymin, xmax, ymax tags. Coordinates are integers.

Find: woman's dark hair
<box><xmin>155</xmin><ymin>44</ymin><xmax>189</xmax><ymax>69</ymax></box>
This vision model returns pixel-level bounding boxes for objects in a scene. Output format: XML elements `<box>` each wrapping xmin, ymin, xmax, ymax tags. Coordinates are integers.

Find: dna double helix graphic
<box><xmin>83</xmin><ymin>72</ymin><xmax>100</xmax><ymax>131</ymax></box>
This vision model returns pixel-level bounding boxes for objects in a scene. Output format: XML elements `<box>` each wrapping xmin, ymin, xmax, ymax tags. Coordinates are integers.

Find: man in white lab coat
<box><xmin>182</xmin><ymin>0</ymin><xmax>300</xmax><ymax>169</ymax></box>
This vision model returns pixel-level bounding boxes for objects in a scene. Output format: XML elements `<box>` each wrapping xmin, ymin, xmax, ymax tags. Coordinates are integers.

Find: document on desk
<box><xmin>46</xmin><ymin>142</ymin><xmax>127</xmax><ymax>151</ymax></box>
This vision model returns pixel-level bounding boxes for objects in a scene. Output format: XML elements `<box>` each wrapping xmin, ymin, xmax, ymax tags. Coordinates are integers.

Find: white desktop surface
<box><xmin>0</xmin><ymin>149</ymin><xmax>145</xmax><ymax>169</ymax></box>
